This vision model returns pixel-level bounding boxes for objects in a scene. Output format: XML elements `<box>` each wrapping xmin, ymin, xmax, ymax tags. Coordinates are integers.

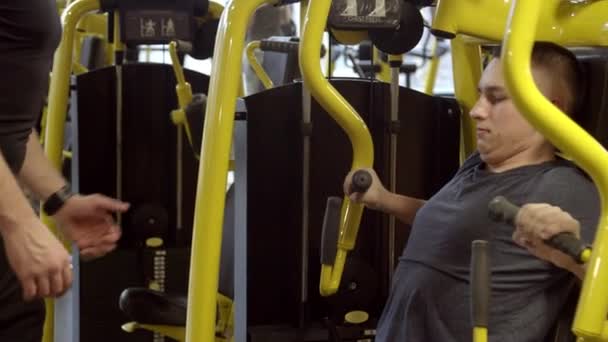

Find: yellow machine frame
<box><xmin>245</xmin><ymin>41</ymin><xmax>275</xmax><ymax>90</ymax></box>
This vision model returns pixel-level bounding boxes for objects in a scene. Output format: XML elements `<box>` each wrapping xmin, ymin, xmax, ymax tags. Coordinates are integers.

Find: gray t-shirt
<box><xmin>376</xmin><ymin>152</ymin><xmax>600</xmax><ymax>342</ymax></box>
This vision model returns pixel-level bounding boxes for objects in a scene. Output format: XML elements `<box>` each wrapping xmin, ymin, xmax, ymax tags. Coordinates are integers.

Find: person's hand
<box><xmin>513</xmin><ymin>203</ymin><xmax>581</xmax><ymax>269</ymax></box>
<box><xmin>53</xmin><ymin>194</ymin><xmax>129</xmax><ymax>261</ymax></box>
<box><xmin>343</xmin><ymin>168</ymin><xmax>388</xmax><ymax>210</ymax></box>
<box><xmin>1</xmin><ymin>217</ymin><xmax>73</xmax><ymax>301</ymax></box>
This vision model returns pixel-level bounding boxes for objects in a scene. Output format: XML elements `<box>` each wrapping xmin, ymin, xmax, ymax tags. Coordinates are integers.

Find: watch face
<box><xmin>58</xmin><ymin>187</ymin><xmax>73</xmax><ymax>201</ymax></box>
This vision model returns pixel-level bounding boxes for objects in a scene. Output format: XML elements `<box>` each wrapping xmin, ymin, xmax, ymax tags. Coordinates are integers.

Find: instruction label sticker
<box><xmin>329</xmin><ymin>0</ymin><xmax>401</xmax><ymax>30</ymax></box>
<box><xmin>123</xmin><ymin>10</ymin><xmax>192</xmax><ymax>44</ymax></box>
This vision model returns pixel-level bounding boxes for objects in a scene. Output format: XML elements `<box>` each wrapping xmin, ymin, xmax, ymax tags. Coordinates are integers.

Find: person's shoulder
<box><xmin>539</xmin><ymin>158</ymin><xmax>593</xmax><ymax>187</ymax></box>
<box><xmin>533</xmin><ymin>158</ymin><xmax>600</xmax><ymax>242</ymax></box>
<box><xmin>533</xmin><ymin>158</ymin><xmax>598</xmax><ymax>204</ymax></box>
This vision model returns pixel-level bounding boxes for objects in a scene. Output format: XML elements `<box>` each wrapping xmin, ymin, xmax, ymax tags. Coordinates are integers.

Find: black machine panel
<box><xmin>243</xmin><ymin>79</ymin><xmax>461</xmax><ymax>330</ymax></box>
<box><xmin>75</xmin><ymin>63</ymin><xmax>209</xmax><ymax>248</ymax></box>
<box><xmin>75</xmin><ymin>63</ymin><xmax>210</xmax><ymax>342</ymax></box>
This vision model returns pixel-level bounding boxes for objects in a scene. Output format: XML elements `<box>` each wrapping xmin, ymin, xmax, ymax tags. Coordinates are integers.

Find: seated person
<box><xmin>345</xmin><ymin>42</ymin><xmax>598</xmax><ymax>341</ymax></box>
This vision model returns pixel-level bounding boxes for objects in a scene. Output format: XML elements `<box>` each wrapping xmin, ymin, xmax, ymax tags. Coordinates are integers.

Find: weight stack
<box><xmin>74</xmin><ymin>63</ymin><xmax>210</xmax><ymax>341</ymax></box>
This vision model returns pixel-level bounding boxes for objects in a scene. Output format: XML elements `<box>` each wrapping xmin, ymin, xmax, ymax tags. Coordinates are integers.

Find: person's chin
<box><xmin>477</xmin><ymin>148</ymin><xmax>494</xmax><ymax>163</ymax></box>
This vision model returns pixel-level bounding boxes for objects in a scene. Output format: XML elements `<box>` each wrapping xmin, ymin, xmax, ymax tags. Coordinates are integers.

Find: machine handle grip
<box><xmin>349</xmin><ymin>170</ymin><xmax>372</xmax><ymax>194</ymax></box>
<box><xmin>175</xmin><ymin>40</ymin><xmax>193</xmax><ymax>54</ymax></box>
<box><xmin>260</xmin><ymin>39</ymin><xmax>299</xmax><ymax>54</ymax></box>
<box><xmin>488</xmin><ymin>196</ymin><xmax>589</xmax><ymax>264</ymax></box>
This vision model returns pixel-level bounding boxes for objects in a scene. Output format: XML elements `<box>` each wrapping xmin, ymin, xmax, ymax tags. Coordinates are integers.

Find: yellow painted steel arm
<box><xmin>424</xmin><ymin>39</ymin><xmax>440</xmax><ymax>95</ymax></box>
<box><xmin>73</xmin><ymin>62</ymin><xmax>88</xmax><ymax>75</ymax></box>
<box><xmin>168</xmin><ymin>41</ymin><xmax>196</xmax><ymax>145</ymax></box>
<box><xmin>246</xmin><ymin>41</ymin><xmax>274</xmax><ymax>90</ymax></box>
<box><xmin>122</xmin><ymin>322</ymin><xmax>185</xmax><ymax>341</ymax></box>
<box><xmin>473</xmin><ymin>327</ymin><xmax>488</xmax><ymax>342</ymax></box>
<box><xmin>44</xmin><ymin>1</ymin><xmax>101</xmax><ymax>341</ymax></box>
<box><xmin>433</xmin><ymin>0</ymin><xmax>608</xmax><ymax>46</ymax></box>
<box><xmin>185</xmin><ymin>0</ymin><xmax>278</xmax><ymax>341</ymax></box>
<box><xmin>502</xmin><ymin>1</ymin><xmax>608</xmax><ymax>340</ymax></box>
<box><xmin>208</xmin><ymin>1</ymin><xmax>224</xmax><ymax>20</ymax></box>
<box><xmin>450</xmin><ymin>37</ymin><xmax>481</xmax><ymax>163</ymax></box>
<box><xmin>300</xmin><ymin>0</ymin><xmax>374</xmax><ymax>296</ymax></box>
<box><xmin>46</xmin><ymin>0</ymin><xmax>100</xmax><ymax>167</ymax></box>
<box><xmin>375</xmin><ymin>48</ymin><xmax>390</xmax><ymax>83</ymax></box>
<box><xmin>169</xmin><ymin>41</ymin><xmax>193</xmax><ymax>109</ymax></box>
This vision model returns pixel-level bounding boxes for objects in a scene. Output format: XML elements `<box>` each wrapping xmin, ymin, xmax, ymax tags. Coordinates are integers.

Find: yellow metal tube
<box><xmin>246</xmin><ymin>41</ymin><xmax>274</xmax><ymax>90</ymax></box>
<box><xmin>424</xmin><ymin>39</ymin><xmax>440</xmax><ymax>95</ymax></box>
<box><xmin>185</xmin><ymin>0</ymin><xmax>278</xmax><ymax>341</ymax></box>
<box><xmin>473</xmin><ymin>327</ymin><xmax>488</xmax><ymax>342</ymax></box>
<box><xmin>169</xmin><ymin>42</ymin><xmax>187</xmax><ymax>87</ymax></box>
<box><xmin>122</xmin><ymin>322</ymin><xmax>185</xmax><ymax>341</ymax></box>
<box><xmin>46</xmin><ymin>0</ymin><xmax>99</xmax><ymax>167</ymax></box>
<box><xmin>502</xmin><ymin>1</ymin><xmax>608</xmax><ymax>339</ymax></box>
<box><xmin>112</xmin><ymin>11</ymin><xmax>124</xmax><ymax>62</ymax></box>
<box><xmin>300</xmin><ymin>0</ymin><xmax>308</xmax><ymax>31</ymax></box>
<box><xmin>375</xmin><ymin>48</ymin><xmax>391</xmax><ymax>83</ymax></box>
<box><xmin>300</xmin><ymin>0</ymin><xmax>374</xmax><ymax>296</ymax></box>
<box><xmin>73</xmin><ymin>62</ymin><xmax>88</xmax><ymax>75</ymax></box>
<box><xmin>208</xmin><ymin>1</ymin><xmax>224</xmax><ymax>20</ymax></box>
<box><xmin>450</xmin><ymin>37</ymin><xmax>481</xmax><ymax>163</ymax></box>
<box><xmin>433</xmin><ymin>0</ymin><xmax>608</xmax><ymax>46</ymax></box>
<box><xmin>43</xmin><ymin>0</ymin><xmax>100</xmax><ymax>339</ymax></box>
<box><xmin>168</xmin><ymin>41</ymin><xmax>193</xmax><ymax>109</ymax></box>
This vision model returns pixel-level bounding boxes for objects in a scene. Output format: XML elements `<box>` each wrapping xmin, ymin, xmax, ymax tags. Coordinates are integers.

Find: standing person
<box><xmin>0</xmin><ymin>1</ymin><xmax>129</xmax><ymax>340</ymax></box>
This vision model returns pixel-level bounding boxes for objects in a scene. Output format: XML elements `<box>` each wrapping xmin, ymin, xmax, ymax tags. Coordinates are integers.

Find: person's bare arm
<box><xmin>344</xmin><ymin>168</ymin><xmax>426</xmax><ymax>226</ymax></box>
<box><xmin>0</xmin><ymin>148</ymin><xmax>40</xmax><ymax>230</ymax></box>
<box><xmin>0</xmin><ymin>142</ymin><xmax>72</xmax><ymax>300</ymax></box>
<box><xmin>378</xmin><ymin>192</ymin><xmax>426</xmax><ymax>226</ymax></box>
<box><xmin>18</xmin><ymin>130</ymin><xmax>129</xmax><ymax>260</ymax></box>
<box><xmin>18</xmin><ymin>130</ymin><xmax>67</xmax><ymax>201</ymax></box>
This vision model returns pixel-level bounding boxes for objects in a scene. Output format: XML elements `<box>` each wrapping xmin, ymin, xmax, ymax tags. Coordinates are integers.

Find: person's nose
<box><xmin>469</xmin><ymin>97</ymin><xmax>489</xmax><ymax>121</ymax></box>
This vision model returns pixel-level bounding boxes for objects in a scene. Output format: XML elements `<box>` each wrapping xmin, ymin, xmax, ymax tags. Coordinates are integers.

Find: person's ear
<box><xmin>550</xmin><ymin>98</ymin><xmax>567</xmax><ymax>114</ymax></box>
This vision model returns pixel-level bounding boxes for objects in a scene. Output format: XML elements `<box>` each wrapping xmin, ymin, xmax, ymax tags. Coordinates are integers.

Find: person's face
<box><xmin>469</xmin><ymin>58</ymin><xmax>553</xmax><ymax>165</ymax></box>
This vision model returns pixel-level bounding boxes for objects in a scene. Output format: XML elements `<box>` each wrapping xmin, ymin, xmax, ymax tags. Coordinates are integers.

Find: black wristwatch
<box><xmin>43</xmin><ymin>185</ymin><xmax>74</xmax><ymax>216</ymax></box>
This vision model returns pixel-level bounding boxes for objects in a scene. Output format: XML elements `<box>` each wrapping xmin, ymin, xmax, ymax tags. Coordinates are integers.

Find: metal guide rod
<box><xmin>115</xmin><ymin>65</ymin><xmax>123</xmax><ymax>226</ymax></box>
<box><xmin>177</xmin><ymin>126</ymin><xmax>183</xmax><ymax>232</ymax></box>
<box><xmin>388</xmin><ymin>58</ymin><xmax>400</xmax><ymax>280</ymax></box>
<box><xmin>300</xmin><ymin>84</ymin><xmax>312</xmax><ymax>326</ymax></box>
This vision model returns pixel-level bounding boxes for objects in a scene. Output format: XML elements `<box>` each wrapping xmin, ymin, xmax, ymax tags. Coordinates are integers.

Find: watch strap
<box><xmin>43</xmin><ymin>185</ymin><xmax>74</xmax><ymax>216</ymax></box>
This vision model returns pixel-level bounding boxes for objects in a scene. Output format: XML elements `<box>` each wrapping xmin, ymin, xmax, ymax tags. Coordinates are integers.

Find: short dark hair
<box><xmin>491</xmin><ymin>42</ymin><xmax>585</xmax><ymax>117</ymax></box>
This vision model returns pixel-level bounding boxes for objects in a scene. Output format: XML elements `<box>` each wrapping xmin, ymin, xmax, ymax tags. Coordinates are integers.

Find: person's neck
<box><xmin>485</xmin><ymin>147</ymin><xmax>556</xmax><ymax>173</ymax></box>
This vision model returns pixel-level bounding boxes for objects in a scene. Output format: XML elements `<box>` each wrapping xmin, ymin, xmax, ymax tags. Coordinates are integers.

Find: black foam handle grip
<box><xmin>488</xmin><ymin>196</ymin><xmax>519</xmax><ymax>225</ymax></box>
<box><xmin>320</xmin><ymin>197</ymin><xmax>343</xmax><ymax>265</ymax></box>
<box><xmin>260</xmin><ymin>40</ymin><xmax>299</xmax><ymax>54</ymax></box>
<box><xmin>350</xmin><ymin>170</ymin><xmax>372</xmax><ymax>194</ymax></box>
<box><xmin>545</xmin><ymin>232</ymin><xmax>587</xmax><ymax>264</ymax></box>
<box><xmin>470</xmin><ymin>240</ymin><xmax>490</xmax><ymax>328</ymax></box>
<box><xmin>488</xmin><ymin>196</ymin><xmax>587</xmax><ymax>264</ymax></box>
